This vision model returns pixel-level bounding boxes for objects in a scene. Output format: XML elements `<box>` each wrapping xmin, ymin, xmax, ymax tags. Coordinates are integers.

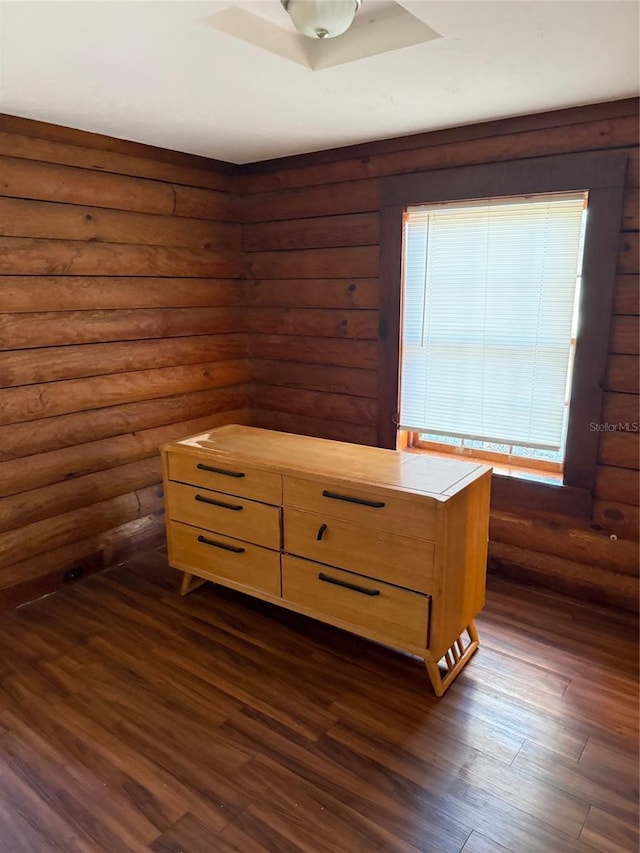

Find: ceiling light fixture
<box><xmin>281</xmin><ymin>0</ymin><xmax>362</xmax><ymax>40</ymax></box>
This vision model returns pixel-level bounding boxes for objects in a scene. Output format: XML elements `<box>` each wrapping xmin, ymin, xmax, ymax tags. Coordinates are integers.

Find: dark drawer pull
<box><xmin>195</xmin><ymin>494</ymin><xmax>243</xmax><ymax>511</ymax></box>
<box><xmin>316</xmin><ymin>523</ymin><xmax>328</xmax><ymax>541</ymax></box>
<box><xmin>197</xmin><ymin>463</ymin><xmax>245</xmax><ymax>478</ymax></box>
<box><xmin>318</xmin><ymin>572</ymin><xmax>380</xmax><ymax>597</ymax></box>
<box><xmin>322</xmin><ymin>490</ymin><xmax>385</xmax><ymax>509</ymax></box>
<box><xmin>197</xmin><ymin>535</ymin><xmax>245</xmax><ymax>554</ymax></box>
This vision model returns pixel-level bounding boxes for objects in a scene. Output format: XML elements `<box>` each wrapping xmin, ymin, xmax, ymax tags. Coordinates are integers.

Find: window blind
<box><xmin>400</xmin><ymin>193</ymin><xmax>587</xmax><ymax>451</ymax></box>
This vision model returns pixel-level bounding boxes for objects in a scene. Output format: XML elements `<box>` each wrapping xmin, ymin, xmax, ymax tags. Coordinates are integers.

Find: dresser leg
<box><xmin>424</xmin><ymin>621</ymin><xmax>480</xmax><ymax>696</ymax></box>
<box><xmin>180</xmin><ymin>572</ymin><xmax>209</xmax><ymax>595</ymax></box>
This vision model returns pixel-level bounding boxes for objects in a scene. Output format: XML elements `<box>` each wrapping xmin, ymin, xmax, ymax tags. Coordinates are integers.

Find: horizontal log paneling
<box><xmin>0</xmin><ymin>334</ymin><xmax>247</xmax><ymax>387</ymax></box>
<box><xmin>0</xmin><ymin>457</ymin><xmax>162</xmax><ymax>534</ymax></box>
<box><xmin>252</xmin><ymin>360</ymin><xmax>377</xmax><ymax>398</ymax></box>
<box><xmin>253</xmin><ymin>410</ymin><xmax>377</xmax><ymax>447</ymax></box>
<box><xmin>0</xmin><ymin>513</ymin><xmax>165</xmax><ymax>610</ymax></box>
<box><xmin>621</xmin><ymin>187</ymin><xmax>639</xmax><ymax>231</ymax></box>
<box><xmin>1</xmin><ymin>307</ymin><xmax>244</xmax><ymax>350</ymax></box>
<box><xmin>0</xmin><ymin>411</ymin><xmax>246</xmax><ymax>499</ymax></box>
<box><xmin>602</xmin><ymin>392</ymin><xmax>640</xmax><ymax>425</ymax></box>
<box><xmin>488</xmin><ymin>541</ymin><xmax>638</xmax><ymax>612</ymax></box>
<box><xmin>0</xmin><ymin>485</ymin><xmax>164</xmax><ymax>570</ymax></box>
<box><xmin>0</xmin><ymin>277</ymin><xmax>242</xmax><ymax>312</ymax></box>
<box><xmin>0</xmin><ymin>237</ymin><xmax>242</xmax><ymax>278</ymax></box>
<box><xmin>248</xmin><ymin>308</ymin><xmax>378</xmax><ymax>339</ymax></box>
<box><xmin>1</xmin><ymin>121</ymin><xmax>243</xmax><ymax>605</ymax></box>
<box><xmin>245</xmin><ymin>279</ymin><xmax>378</xmax><ymax>309</ymax></box>
<box><xmin>592</xmin><ymin>500</ymin><xmax>640</xmax><ymax>540</ymax></box>
<box><xmin>595</xmin><ymin>466</ymin><xmax>640</xmax><ymax>505</ymax></box>
<box><xmin>173</xmin><ymin>185</ymin><xmax>238</xmax><ymax>221</ymax></box>
<box><xmin>251</xmin><ymin>385</ymin><xmax>376</xmax><ymax>426</ymax></box>
<box><xmin>599</xmin><ymin>432</ymin><xmax>640</xmax><ymax>469</ymax></box>
<box><xmin>609</xmin><ymin>316</ymin><xmax>640</xmax><ymax>354</ymax></box>
<box><xmin>0</xmin><ymin>127</ymin><xmax>236</xmax><ymax>192</ymax></box>
<box><xmin>243</xmin><ymin>179</ymin><xmax>380</xmax><ymax>223</ymax></box>
<box><xmin>626</xmin><ymin>148</ymin><xmax>639</xmax><ymax>185</ymax></box>
<box><xmin>604</xmin><ymin>355</ymin><xmax>640</xmax><ymax>394</ymax></box>
<box><xmin>0</xmin><ymin>197</ymin><xmax>239</xmax><ymax>248</ymax></box>
<box><xmin>613</xmin><ymin>275</ymin><xmax>640</xmax><ymax>316</ymax></box>
<box><xmin>617</xmin><ymin>233</ymin><xmax>639</xmax><ymax>274</ymax></box>
<box><xmin>0</xmin><ymin>155</ymin><xmax>174</xmax><ymax>215</ymax></box>
<box><xmin>250</xmin><ymin>334</ymin><xmax>377</xmax><ymax>369</ymax></box>
<box><xmin>246</xmin><ymin>247</ymin><xmax>379</xmax><ymax>279</ymax></box>
<box><xmin>490</xmin><ymin>512</ymin><xmax>638</xmax><ymax>578</ymax></box>
<box><xmin>248</xmin><ymin>118</ymin><xmax>639</xmax><ymax>192</ymax></box>
<box><xmin>0</xmin><ymin>390</ymin><xmax>249</xmax><ymax>464</ymax></box>
<box><xmin>244</xmin><ymin>213</ymin><xmax>379</xmax><ymax>251</ymax></box>
<box><xmin>0</xmin><ymin>360</ymin><xmax>248</xmax><ymax>425</ymax></box>
<box><xmin>490</xmin><ymin>476</ymin><xmax>592</xmax><ymax>522</ymax></box>
<box><xmin>0</xmin><ymin>156</ymin><xmax>237</xmax><ymax>221</ymax></box>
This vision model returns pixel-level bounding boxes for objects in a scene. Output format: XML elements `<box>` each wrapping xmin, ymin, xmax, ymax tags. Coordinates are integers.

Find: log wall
<box><xmin>0</xmin><ymin>118</ymin><xmax>248</xmax><ymax>608</ymax></box>
<box><xmin>242</xmin><ymin>98</ymin><xmax>640</xmax><ymax>611</ymax></box>
<box><xmin>2</xmin><ymin>100</ymin><xmax>637</xmax><ymax>613</ymax></box>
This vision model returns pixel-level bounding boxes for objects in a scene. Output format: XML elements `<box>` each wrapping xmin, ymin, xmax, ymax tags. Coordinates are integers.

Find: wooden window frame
<box><xmin>378</xmin><ymin>150</ymin><xmax>628</xmax><ymax>519</ymax></box>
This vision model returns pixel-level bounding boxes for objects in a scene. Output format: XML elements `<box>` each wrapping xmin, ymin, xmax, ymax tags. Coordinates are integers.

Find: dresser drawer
<box><xmin>283</xmin><ymin>508</ymin><xmax>434</xmax><ymax>594</ymax></box>
<box><xmin>168</xmin><ymin>452</ymin><xmax>281</xmax><ymax>505</ymax></box>
<box><xmin>168</xmin><ymin>520</ymin><xmax>281</xmax><ymax>597</ymax></box>
<box><xmin>284</xmin><ymin>476</ymin><xmax>438</xmax><ymax>541</ymax></box>
<box><xmin>166</xmin><ymin>481</ymin><xmax>281</xmax><ymax>550</ymax></box>
<box><xmin>282</xmin><ymin>555</ymin><xmax>429</xmax><ymax>650</ymax></box>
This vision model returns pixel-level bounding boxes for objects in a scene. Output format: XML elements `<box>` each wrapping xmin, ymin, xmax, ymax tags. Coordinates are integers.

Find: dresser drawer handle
<box><xmin>197</xmin><ymin>535</ymin><xmax>245</xmax><ymax>554</ymax></box>
<box><xmin>196</xmin><ymin>463</ymin><xmax>245</xmax><ymax>478</ymax></box>
<box><xmin>318</xmin><ymin>572</ymin><xmax>380</xmax><ymax>597</ymax></box>
<box><xmin>195</xmin><ymin>494</ymin><xmax>243</xmax><ymax>511</ymax></box>
<box><xmin>316</xmin><ymin>523</ymin><xmax>328</xmax><ymax>541</ymax></box>
<box><xmin>321</xmin><ymin>490</ymin><xmax>385</xmax><ymax>509</ymax></box>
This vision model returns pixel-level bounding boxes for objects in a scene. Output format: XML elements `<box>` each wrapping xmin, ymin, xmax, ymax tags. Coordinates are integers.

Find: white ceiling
<box><xmin>0</xmin><ymin>1</ymin><xmax>638</xmax><ymax>164</ymax></box>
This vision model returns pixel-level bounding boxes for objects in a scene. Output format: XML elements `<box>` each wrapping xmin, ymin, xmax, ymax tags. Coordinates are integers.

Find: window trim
<box><xmin>378</xmin><ymin>150</ymin><xmax>628</xmax><ymax>515</ymax></box>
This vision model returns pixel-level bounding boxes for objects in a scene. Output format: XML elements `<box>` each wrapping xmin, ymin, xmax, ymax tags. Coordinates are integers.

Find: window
<box><xmin>378</xmin><ymin>150</ymin><xmax>627</xmax><ymax>509</ymax></box>
<box><xmin>400</xmin><ymin>193</ymin><xmax>588</xmax><ymax>475</ymax></box>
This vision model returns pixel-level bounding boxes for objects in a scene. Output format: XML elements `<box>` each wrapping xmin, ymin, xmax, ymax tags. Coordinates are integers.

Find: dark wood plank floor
<box><xmin>0</xmin><ymin>548</ymin><xmax>637</xmax><ymax>853</ymax></box>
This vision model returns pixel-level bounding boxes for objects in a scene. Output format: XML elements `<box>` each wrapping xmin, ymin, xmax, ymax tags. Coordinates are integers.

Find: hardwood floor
<box><xmin>0</xmin><ymin>548</ymin><xmax>637</xmax><ymax>852</ymax></box>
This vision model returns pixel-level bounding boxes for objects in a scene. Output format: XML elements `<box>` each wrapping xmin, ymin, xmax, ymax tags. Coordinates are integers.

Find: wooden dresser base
<box><xmin>424</xmin><ymin>621</ymin><xmax>479</xmax><ymax>696</ymax></box>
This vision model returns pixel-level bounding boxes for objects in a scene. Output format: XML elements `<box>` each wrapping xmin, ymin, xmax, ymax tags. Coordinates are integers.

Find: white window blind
<box><xmin>400</xmin><ymin>193</ymin><xmax>587</xmax><ymax>452</ymax></box>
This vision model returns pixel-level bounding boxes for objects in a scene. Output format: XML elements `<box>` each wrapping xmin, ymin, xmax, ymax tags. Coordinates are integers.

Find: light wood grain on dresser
<box><xmin>168</xmin><ymin>452</ymin><xmax>282</xmax><ymax>505</ymax></box>
<box><xmin>283</xmin><ymin>507</ymin><xmax>435</xmax><ymax>594</ymax></box>
<box><xmin>166</xmin><ymin>481</ymin><xmax>281</xmax><ymax>550</ymax></box>
<box><xmin>282</xmin><ymin>555</ymin><xmax>430</xmax><ymax>650</ymax></box>
<box><xmin>168</xmin><ymin>520</ymin><xmax>281</xmax><ymax>597</ymax></box>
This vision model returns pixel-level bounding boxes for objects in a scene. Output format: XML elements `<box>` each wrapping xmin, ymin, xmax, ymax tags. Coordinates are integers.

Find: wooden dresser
<box><xmin>161</xmin><ymin>425</ymin><xmax>492</xmax><ymax>695</ymax></box>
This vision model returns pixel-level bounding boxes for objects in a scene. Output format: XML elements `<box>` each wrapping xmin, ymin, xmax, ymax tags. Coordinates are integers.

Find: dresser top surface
<box><xmin>163</xmin><ymin>425</ymin><xmax>490</xmax><ymax>501</ymax></box>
